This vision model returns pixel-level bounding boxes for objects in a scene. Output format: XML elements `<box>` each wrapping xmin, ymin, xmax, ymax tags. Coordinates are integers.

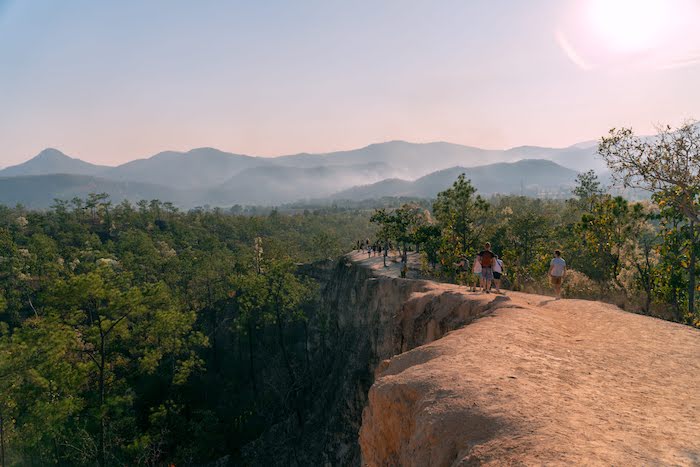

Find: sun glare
<box><xmin>586</xmin><ymin>0</ymin><xmax>669</xmax><ymax>53</ymax></box>
<box><xmin>556</xmin><ymin>0</ymin><xmax>700</xmax><ymax>70</ymax></box>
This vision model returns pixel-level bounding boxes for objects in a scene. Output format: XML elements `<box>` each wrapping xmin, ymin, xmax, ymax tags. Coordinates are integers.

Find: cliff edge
<box><xmin>356</xmin><ymin>252</ymin><xmax>700</xmax><ymax>466</ymax></box>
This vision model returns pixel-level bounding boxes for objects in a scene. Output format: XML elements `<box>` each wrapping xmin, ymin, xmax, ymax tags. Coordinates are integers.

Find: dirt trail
<box><xmin>355</xmin><ymin>252</ymin><xmax>700</xmax><ymax>466</ymax></box>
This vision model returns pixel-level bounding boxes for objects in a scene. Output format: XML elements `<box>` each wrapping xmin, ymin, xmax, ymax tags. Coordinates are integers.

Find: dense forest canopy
<box><xmin>0</xmin><ymin>198</ymin><xmax>376</xmax><ymax>465</ymax></box>
<box><xmin>1</xmin><ymin>123</ymin><xmax>699</xmax><ymax>466</ymax></box>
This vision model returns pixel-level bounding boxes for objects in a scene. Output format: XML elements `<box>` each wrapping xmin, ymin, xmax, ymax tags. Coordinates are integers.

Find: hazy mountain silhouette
<box><xmin>504</xmin><ymin>144</ymin><xmax>605</xmax><ymax>172</ymax></box>
<box><xmin>103</xmin><ymin>147</ymin><xmax>266</xmax><ymax>189</ymax></box>
<box><xmin>0</xmin><ymin>159</ymin><xmax>582</xmax><ymax>208</ymax></box>
<box><xmin>0</xmin><ymin>174</ymin><xmax>179</xmax><ymax>209</ymax></box>
<box><xmin>272</xmin><ymin>141</ymin><xmax>502</xmax><ymax>178</ymax></box>
<box><xmin>0</xmin><ymin>148</ymin><xmax>108</xmax><ymax>177</ymax></box>
<box><xmin>0</xmin><ymin>141</ymin><xmax>602</xmax><ymax>207</ymax></box>
<box><xmin>332</xmin><ymin>159</ymin><xmax>579</xmax><ymax>200</ymax></box>
<box><xmin>205</xmin><ymin>163</ymin><xmax>396</xmax><ymax>205</ymax></box>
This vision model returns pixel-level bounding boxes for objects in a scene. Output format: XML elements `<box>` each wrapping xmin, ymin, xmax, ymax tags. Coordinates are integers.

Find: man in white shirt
<box><xmin>548</xmin><ymin>250</ymin><xmax>566</xmax><ymax>300</ymax></box>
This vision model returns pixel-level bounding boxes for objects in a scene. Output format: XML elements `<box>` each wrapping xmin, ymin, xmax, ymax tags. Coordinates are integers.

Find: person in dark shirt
<box><xmin>478</xmin><ymin>242</ymin><xmax>496</xmax><ymax>293</ymax></box>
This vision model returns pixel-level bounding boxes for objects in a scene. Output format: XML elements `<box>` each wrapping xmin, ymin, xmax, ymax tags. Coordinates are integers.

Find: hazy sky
<box><xmin>1</xmin><ymin>0</ymin><xmax>700</xmax><ymax>167</ymax></box>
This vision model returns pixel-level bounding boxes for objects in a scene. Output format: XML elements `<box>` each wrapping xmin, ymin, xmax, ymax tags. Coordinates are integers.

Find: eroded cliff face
<box><xmin>250</xmin><ymin>254</ymin><xmax>700</xmax><ymax>466</ymax></box>
<box><xmin>357</xmin><ymin>263</ymin><xmax>700</xmax><ymax>466</ymax></box>
<box><xmin>243</xmin><ymin>254</ymin><xmax>509</xmax><ymax>466</ymax></box>
<box><xmin>309</xmin><ymin>257</ymin><xmax>510</xmax><ymax>465</ymax></box>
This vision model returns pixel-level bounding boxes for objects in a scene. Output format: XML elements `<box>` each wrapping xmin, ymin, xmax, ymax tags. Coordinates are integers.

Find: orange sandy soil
<box><xmin>354</xmin><ymin>252</ymin><xmax>700</xmax><ymax>466</ymax></box>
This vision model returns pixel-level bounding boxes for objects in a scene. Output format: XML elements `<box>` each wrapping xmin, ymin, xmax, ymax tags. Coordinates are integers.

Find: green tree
<box><xmin>573</xmin><ymin>195</ymin><xmax>637</xmax><ymax>287</ymax></box>
<box><xmin>47</xmin><ymin>266</ymin><xmax>203</xmax><ymax>465</ymax></box>
<box><xmin>432</xmin><ymin>174</ymin><xmax>489</xmax><ymax>268</ymax></box>
<box><xmin>599</xmin><ymin>121</ymin><xmax>700</xmax><ymax>317</ymax></box>
<box><xmin>572</xmin><ymin>169</ymin><xmax>604</xmax><ymax>211</ymax></box>
<box><xmin>0</xmin><ymin>317</ymin><xmax>88</xmax><ymax>465</ymax></box>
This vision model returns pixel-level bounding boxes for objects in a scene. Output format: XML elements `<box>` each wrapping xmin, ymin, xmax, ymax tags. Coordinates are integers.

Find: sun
<box><xmin>555</xmin><ymin>0</ymin><xmax>700</xmax><ymax>70</ymax></box>
<box><xmin>585</xmin><ymin>0</ymin><xmax>671</xmax><ymax>54</ymax></box>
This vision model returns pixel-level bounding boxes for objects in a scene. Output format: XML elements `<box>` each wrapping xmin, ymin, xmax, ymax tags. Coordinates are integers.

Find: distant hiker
<box><xmin>549</xmin><ymin>250</ymin><xmax>567</xmax><ymax>300</ymax></box>
<box><xmin>493</xmin><ymin>256</ymin><xmax>504</xmax><ymax>293</ymax></box>
<box><xmin>455</xmin><ymin>255</ymin><xmax>470</xmax><ymax>286</ymax></box>
<box><xmin>478</xmin><ymin>242</ymin><xmax>496</xmax><ymax>293</ymax></box>
<box><xmin>367</xmin><ymin>244</ymin><xmax>372</xmax><ymax>258</ymax></box>
<box><xmin>471</xmin><ymin>254</ymin><xmax>482</xmax><ymax>292</ymax></box>
<box><xmin>356</xmin><ymin>240</ymin><xmax>361</xmax><ymax>250</ymax></box>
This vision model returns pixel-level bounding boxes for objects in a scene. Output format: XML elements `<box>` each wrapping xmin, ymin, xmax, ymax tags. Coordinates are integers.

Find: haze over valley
<box><xmin>0</xmin><ymin>140</ymin><xmax>602</xmax><ymax>208</ymax></box>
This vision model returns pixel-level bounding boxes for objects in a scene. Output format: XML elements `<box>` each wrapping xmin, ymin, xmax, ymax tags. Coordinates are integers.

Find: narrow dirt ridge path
<box><xmin>354</xmin><ymin>252</ymin><xmax>700</xmax><ymax>466</ymax></box>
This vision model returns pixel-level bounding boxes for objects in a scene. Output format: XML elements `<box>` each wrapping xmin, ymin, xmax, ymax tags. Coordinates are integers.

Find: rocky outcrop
<box><xmin>244</xmin><ymin>253</ymin><xmax>510</xmax><ymax>466</ymax></box>
<box><xmin>249</xmin><ymin>252</ymin><xmax>700</xmax><ymax>466</ymax></box>
<box><xmin>299</xmin><ymin>255</ymin><xmax>510</xmax><ymax>465</ymax></box>
<box><xmin>359</xmin><ymin>274</ymin><xmax>700</xmax><ymax>466</ymax></box>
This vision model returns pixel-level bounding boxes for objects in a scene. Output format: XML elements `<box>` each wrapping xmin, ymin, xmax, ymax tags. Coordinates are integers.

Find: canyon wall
<box><xmin>243</xmin><ymin>255</ymin><xmax>509</xmax><ymax>465</ymax></box>
<box><xmin>245</xmin><ymin>254</ymin><xmax>700</xmax><ymax>466</ymax></box>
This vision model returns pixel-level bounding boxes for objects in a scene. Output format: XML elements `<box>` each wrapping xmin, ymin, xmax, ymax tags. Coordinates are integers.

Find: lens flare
<box><xmin>556</xmin><ymin>0</ymin><xmax>700</xmax><ymax>71</ymax></box>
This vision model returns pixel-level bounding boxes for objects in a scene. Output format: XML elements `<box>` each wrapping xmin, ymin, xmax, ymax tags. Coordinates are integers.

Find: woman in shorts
<box><xmin>471</xmin><ymin>255</ymin><xmax>482</xmax><ymax>292</ymax></box>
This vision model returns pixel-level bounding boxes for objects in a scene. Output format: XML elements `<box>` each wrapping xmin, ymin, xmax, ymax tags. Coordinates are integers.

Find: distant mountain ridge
<box><xmin>104</xmin><ymin>147</ymin><xmax>265</xmax><ymax>189</ymax></box>
<box><xmin>0</xmin><ymin>148</ymin><xmax>109</xmax><ymax>177</ymax></box>
<box><xmin>0</xmin><ymin>159</ymin><xmax>581</xmax><ymax>209</ymax></box>
<box><xmin>0</xmin><ymin>140</ymin><xmax>605</xmax><ymax>207</ymax></box>
<box><xmin>1</xmin><ymin>139</ymin><xmax>605</xmax><ymax>183</ymax></box>
<box><xmin>0</xmin><ymin>174</ymin><xmax>179</xmax><ymax>209</ymax></box>
<box><xmin>333</xmin><ymin>159</ymin><xmax>580</xmax><ymax>201</ymax></box>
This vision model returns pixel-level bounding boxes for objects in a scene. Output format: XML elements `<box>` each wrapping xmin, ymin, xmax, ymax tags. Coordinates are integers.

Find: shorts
<box><xmin>481</xmin><ymin>267</ymin><xmax>494</xmax><ymax>281</ymax></box>
<box><xmin>493</xmin><ymin>271</ymin><xmax>502</xmax><ymax>280</ymax></box>
<box><xmin>550</xmin><ymin>275</ymin><xmax>563</xmax><ymax>285</ymax></box>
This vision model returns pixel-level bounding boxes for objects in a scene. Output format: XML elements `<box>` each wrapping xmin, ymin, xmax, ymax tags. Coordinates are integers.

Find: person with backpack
<box><xmin>478</xmin><ymin>242</ymin><xmax>497</xmax><ymax>293</ymax></box>
<box><xmin>493</xmin><ymin>256</ymin><xmax>504</xmax><ymax>293</ymax></box>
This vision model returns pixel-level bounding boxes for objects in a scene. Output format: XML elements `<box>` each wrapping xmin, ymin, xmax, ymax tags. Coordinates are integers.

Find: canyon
<box><xmin>247</xmin><ymin>252</ymin><xmax>700</xmax><ymax>465</ymax></box>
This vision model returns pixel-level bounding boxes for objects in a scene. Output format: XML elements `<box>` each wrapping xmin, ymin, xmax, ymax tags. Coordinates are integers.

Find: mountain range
<box><xmin>332</xmin><ymin>160</ymin><xmax>580</xmax><ymax>200</ymax></box>
<box><xmin>0</xmin><ymin>140</ymin><xmax>605</xmax><ymax>208</ymax></box>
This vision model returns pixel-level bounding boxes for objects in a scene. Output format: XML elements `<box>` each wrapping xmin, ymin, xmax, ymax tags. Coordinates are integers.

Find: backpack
<box><xmin>493</xmin><ymin>258</ymin><xmax>503</xmax><ymax>273</ymax></box>
<box><xmin>480</xmin><ymin>252</ymin><xmax>493</xmax><ymax>267</ymax></box>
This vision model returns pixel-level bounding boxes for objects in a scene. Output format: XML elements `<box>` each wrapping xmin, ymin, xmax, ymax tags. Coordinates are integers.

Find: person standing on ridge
<box><xmin>493</xmin><ymin>255</ymin><xmax>504</xmax><ymax>293</ymax></box>
<box><xmin>478</xmin><ymin>242</ymin><xmax>496</xmax><ymax>293</ymax></box>
<box><xmin>471</xmin><ymin>254</ymin><xmax>482</xmax><ymax>292</ymax></box>
<box><xmin>549</xmin><ymin>250</ymin><xmax>567</xmax><ymax>300</ymax></box>
<box><xmin>455</xmin><ymin>255</ymin><xmax>470</xmax><ymax>286</ymax></box>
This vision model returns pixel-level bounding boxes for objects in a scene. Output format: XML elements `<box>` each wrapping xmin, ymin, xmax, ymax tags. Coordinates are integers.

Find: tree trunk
<box><xmin>275</xmin><ymin>307</ymin><xmax>295</xmax><ymax>389</ymax></box>
<box><xmin>0</xmin><ymin>412</ymin><xmax>5</xmax><ymax>467</ymax></box>
<box><xmin>98</xmin><ymin>338</ymin><xmax>106</xmax><ymax>467</ymax></box>
<box><xmin>247</xmin><ymin>321</ymin><xmax>258</xmax><ymax>399</ymax></box>
<box><xmin>689</xmin><ymin>221</ymin><xmax>696</xmax><ymax>320</ymax></box>
<box><xmin>303</xmin><ymin>319</ymin><xmax>311</xmax><ymax>380</ymax></box>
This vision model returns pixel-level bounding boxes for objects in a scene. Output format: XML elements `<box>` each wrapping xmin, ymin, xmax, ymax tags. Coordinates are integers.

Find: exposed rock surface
<box><xmin>244</xmin><ymin>252</ymin><xmax>699</xmax><ymax>465</ymax></box>
<box><xmin>243</xmin><ymin>253</ymin><xmax>504</xmax><ymax>465</ymax></box>
<box><xmin>358</xmin><ymin>254</ymin><xmax>700</xmax><ymax>466</ymax></box>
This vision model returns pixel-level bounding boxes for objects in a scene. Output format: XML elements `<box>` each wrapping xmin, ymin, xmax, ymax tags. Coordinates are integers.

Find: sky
<box><xmin>1</xmin><ymin>0</ymin><xmax>700</xmax><ymax>167</ymax></box>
